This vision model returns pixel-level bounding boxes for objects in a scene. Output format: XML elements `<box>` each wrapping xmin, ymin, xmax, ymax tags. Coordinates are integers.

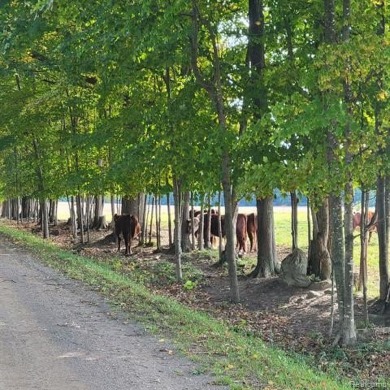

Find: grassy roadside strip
<box><xmin>0</xmin><ymin>223</ymin><xmax>353</xmax><ymax>390</ymax></box>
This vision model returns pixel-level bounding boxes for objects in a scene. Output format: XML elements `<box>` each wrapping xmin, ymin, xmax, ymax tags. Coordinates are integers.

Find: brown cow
<box><xmin>114</xmin><ymin>214</ymin><xmax>140</xmax><ymax>255</ymax></box>
<box><xmin>246</xmin><ymin>213</ymin><xmax>257</xmax><ymax>252</ymax></box>
<box><xmin>352</xmin><ymin>211</ymin><xmax>377</xmax><ymax>242</ymax></box>
<box><xmin>186</xmin><ymin>210</ymin><xmax>218</xmax><ymax>245</ymax></box>
<box><xmin>236</xmin><ymin>213</ymin><xmax>247</xmax><ymax>254</ymax></box>
<box><xmin>187</xmin><ymin>212</ymin><xmax>248</xmax><ymax>253</ymax></box>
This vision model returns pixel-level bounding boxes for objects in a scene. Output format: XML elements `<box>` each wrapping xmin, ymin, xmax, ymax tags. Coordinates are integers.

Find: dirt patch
<box><xmin>14</xmin><ymin>220</ymin><xmax>390</xmax><ymax>383</ymax></box>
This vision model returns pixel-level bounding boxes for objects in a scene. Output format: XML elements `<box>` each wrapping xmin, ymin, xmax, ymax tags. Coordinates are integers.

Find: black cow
<box><xmin>114</xmin><ymin>214</ymin><xmax>140</xmax><ymax>255</ymax></box>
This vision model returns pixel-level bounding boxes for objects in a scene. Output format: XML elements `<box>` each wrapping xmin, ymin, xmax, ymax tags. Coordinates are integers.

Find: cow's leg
<box><xmin>117</xmin><ymin>236</ymin><xmax>121</xmax><ymax>252</ymax></box>
<box><xmin>124</xmin><ymin>235</ymin><xmax>130</xmax><ymax>256</ymax></box>
<box><xmin>128</xmin><ymin>235</ymin><xmax>133</xmax><ymax>255</ymax></box>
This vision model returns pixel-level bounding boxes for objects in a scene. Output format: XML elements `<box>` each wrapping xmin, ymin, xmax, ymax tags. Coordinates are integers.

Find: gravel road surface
<box><xmin>0</xmin><ymin>237</ymin><xmax>227</xmax><ymax>390</ymax></box>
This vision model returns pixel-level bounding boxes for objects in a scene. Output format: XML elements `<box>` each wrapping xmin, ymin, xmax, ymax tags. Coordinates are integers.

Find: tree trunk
<box><xmin>290</xmin><ymin>191</ymin><xmax>298</xmax><ymax>250</ymax></box>
<box><xmin>377</xmin><ymin>176</ymin><xmax>389</xmax><ymax>301</ymax></box>
<box><xmin>167</xmin><ymin>192</ymin><xmax>173</xmax><ymax>248</ymax></box>
<box><xmin>359</xmin><ymin>188</ymin><xmax>370</xmax><ymax>324</ymax></box>
<box><xmin>48</xmin><ymin>199</ymin><xmax>58</xmax><ymax>226</ymax></box>
<box><xmin>68</xmin><ymin>196</ymin><xmax>77</xmax><ymax>239</ymax></box>
<box><xmin>181</xmin><ymin>191</ymin><xmax>191</xmax><ymax>252</ymax></box>
<box><xmin>40</xmin><ymin>199</ymin><xmax>49</xmax><ymax>239</ymax></box>
<box><xmin>323</xmin><ymin>0</ymin><xmax>356</xmax><ymax>346</ymax></box>
<box><xmin>110</xmin><ymin>194</ymin><xmax>116</xmax><ymax>221</ymax></box>
<box><xmin>308</xmin><ymin>200</ymin><xmax>330</xmax><ymax>278</ymax></box>
<box><xmin>76</xmin><ymin>193</ymin><xmax>85</xmax><ymax>244</ymax></box>
<box><xmin>221</xmin><ymin>158</ymin><xmax>240</xmax><ymax>303</ymax></box>
<box><xmin>250</xmin><ymin>197</ymin><xmax>277</xmax><ymax>278</ymax></box>
<box><xmin>190</xmin><ymin>0</ymin><xmax>239</xmax><ymax>302</ymax></box>
<box><xmin>173</xmin><ymin>177</ymin><xmax>183</xmax><ymax>281</ymax></box>
<box><xmin>92</xmin><ymin>195</ymin><xmax>106</xmax><ymax>229</ymax></box>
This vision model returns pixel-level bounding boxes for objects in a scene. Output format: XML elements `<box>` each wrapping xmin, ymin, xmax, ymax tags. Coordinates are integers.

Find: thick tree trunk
<box><xmin>48</xmin><ymin>199</ymin><xmax>58</xmax><ymax>226</ymax></box>
<box><xmin>40</xmin><ymin>199</ymin><xmax>49</xmax><ymax>239</ymax></box>
<box><xmin>308</xmin><ymin>200</ymin><xmax>331</xmax><ymax>278</ymax></box>
<box><xmin>249</xmin><ymin>197</ymin><xmax>277</xmax><ymax>278</ymax></box>
<box><xmin>92</xmin><ymin>195</ymin><xmax>106</xmax><ymax>229</ymax></box>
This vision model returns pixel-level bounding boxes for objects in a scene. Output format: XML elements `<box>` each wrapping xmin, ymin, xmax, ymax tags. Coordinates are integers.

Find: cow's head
<box><xmin>187</xmin><ymin>216</ymin><xmax>200</xmax><ymax>234</ymax></box>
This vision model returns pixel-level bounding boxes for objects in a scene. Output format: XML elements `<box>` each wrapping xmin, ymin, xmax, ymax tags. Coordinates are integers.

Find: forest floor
<box><xmin>19</xmin><ymin>220</ymin><xmax>390</xmax><ymax>386</ymax></box>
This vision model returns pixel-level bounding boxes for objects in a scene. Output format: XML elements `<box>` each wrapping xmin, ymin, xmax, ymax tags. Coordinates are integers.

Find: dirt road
<box><xmin>0</xmin><ymin>237</ymin><xmax>227</xmax><ymax>390</ymax></box>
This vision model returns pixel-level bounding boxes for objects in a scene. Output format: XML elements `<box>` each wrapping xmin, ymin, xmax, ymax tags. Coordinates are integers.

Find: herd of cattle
<box><xmin>186</xmin><ymin>210</ymin><xmax>258</xmax><ymax>253</ymax></box>
<box><xmin>113</xmin><ymin>209</ymin><xmax>378</xmax><ymax>256</ymax></box>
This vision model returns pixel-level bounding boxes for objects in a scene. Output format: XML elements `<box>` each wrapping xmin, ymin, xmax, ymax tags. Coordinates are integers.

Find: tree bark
<box><xmin>308</xmin><ymin>200</ymin><xmax>330</xmax><ymax>278</ymax></box>
<box><xmin>377</xmin><ymin>176</ymin><xmax>389</xmax><ymax>301</ymax></box>
<box><xmin>250</xmin><ymin>197</ymin><xmax>277</xmax><ymax>278</ymax></box>
<box><xmin>40</xmin><ymin>199</ymin><xmax>50</xmax><ymax>239</ymax></box>
<box><xmin>181</xmin><ymin>191</ymin><xmax>191</xmax><ymax>252</ymax></box>
<box><xmin>290</xmin><ymin>191</ymin><xmax>298</xmax><ymax>250</ymax></box>
<box><xmin>173</xmin><ymin>177</ymin><xmax>183</xmax><ymax>281</ymax></box>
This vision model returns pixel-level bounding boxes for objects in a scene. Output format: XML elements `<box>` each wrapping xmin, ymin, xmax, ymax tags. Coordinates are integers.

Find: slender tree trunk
<box><xmin>377</xmin><ymin>176</ymin><xmax>389</xmax><ymax>301</ymax></box>
<box><xmin>68</xmin><ymin>196</ymin><xmax>77</xmax><ymax>239</ymax></box>
<box><xmin>359</xmin><ymin>189</ymin><xmax>369</xmax><ymax>324</ymax></box>
<box><xmin>181</xmin><ymin>191</ymin><xmax>191</xmax><ymax>252</ymax></box>
<box><xmin>155</xmin><ymin>194</ymin><xmax>161</xmax><ymax>251</ymax></box>
<box><xmin>198</xmin><ymin>196</ymin><xmax>205</xmax><ymax>250</ymax></box>
<box><xmin>110</xmin><ymin>194</ymin><xmax>116</xmax><ymax>221</ymax></box>
<box><xmin>76</xmin><ymin>193</ymin><xmax>85</xmax><ymax>244</ymax></box>
<box><xmin>291</xmin><ymin>191</ymin><xmax>298</xmax><ymax>250</ymax></box>
<box><xmin>141</xmin><ymin>194</ymin><xmax>148</xmax><ymax>246</ymax></box>
<box><xmin>148</xmin><ymin>196</ymin><xmax>155</xmax><ymax>245</ymax></box>
<box><xmin>190</xmin><ymin>0</ymin><xmax>239</xmax><ymax>302</ymax></box>
<box><xmin>167</xmin><ymin>192</ymin><xmax>173</xmax><ymax>248</ymax></box>
<box><xmin>373</xmin><ymin>0</ymin><xmax>389</xmax><ymax>302</ymax></box>
<box><xmin>173</xmin><ymin>177</ymin><xmax>183</xmax><ymax>281</ymax></box>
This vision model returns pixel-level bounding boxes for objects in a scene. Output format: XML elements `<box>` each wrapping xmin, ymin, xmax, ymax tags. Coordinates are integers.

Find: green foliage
<box><xmin>0</xmin><ymin>0</ymin><xmax>389</xmax><ymax>210</ymax></box>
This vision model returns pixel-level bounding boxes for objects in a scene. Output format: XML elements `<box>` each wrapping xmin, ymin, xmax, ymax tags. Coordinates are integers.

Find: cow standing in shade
<box><xmin>114</xmin><ymin>214</ymin><xmax>141</xmax><ymax>255</ymax></box>
<box><xmin>236</xmin><ymin>214</ymin><xmax>248</xmax><ymax>254</ymax></box>
<box><xmin>246</xmin><ymin>213</ymin><xmax>258</xmax><ymax>252</ymax></box>
<box><xmin>187</xmin><ymin>211</ymin><xmax>249</xmax><ymax>253</ymax></box>
<box><xmin>352</xmin><ymin>211</ymin><xmax>377</xmax><ymax>242</ymax></box>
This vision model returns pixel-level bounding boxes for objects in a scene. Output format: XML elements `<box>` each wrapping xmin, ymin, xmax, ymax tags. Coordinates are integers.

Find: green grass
<box><xmin>273</xmin><ymin>209</ymin><xmax>380</xmax><ymax>299</ymax></box>
<box><xmin>0</xmin><ymin>222</ymin><xmax>353</xmax><ymax>390</ymax></box>
<box><xmin>57</xmin><ymin>202</ymin><xmax>382</xmax><ymax>298</ymax></box>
